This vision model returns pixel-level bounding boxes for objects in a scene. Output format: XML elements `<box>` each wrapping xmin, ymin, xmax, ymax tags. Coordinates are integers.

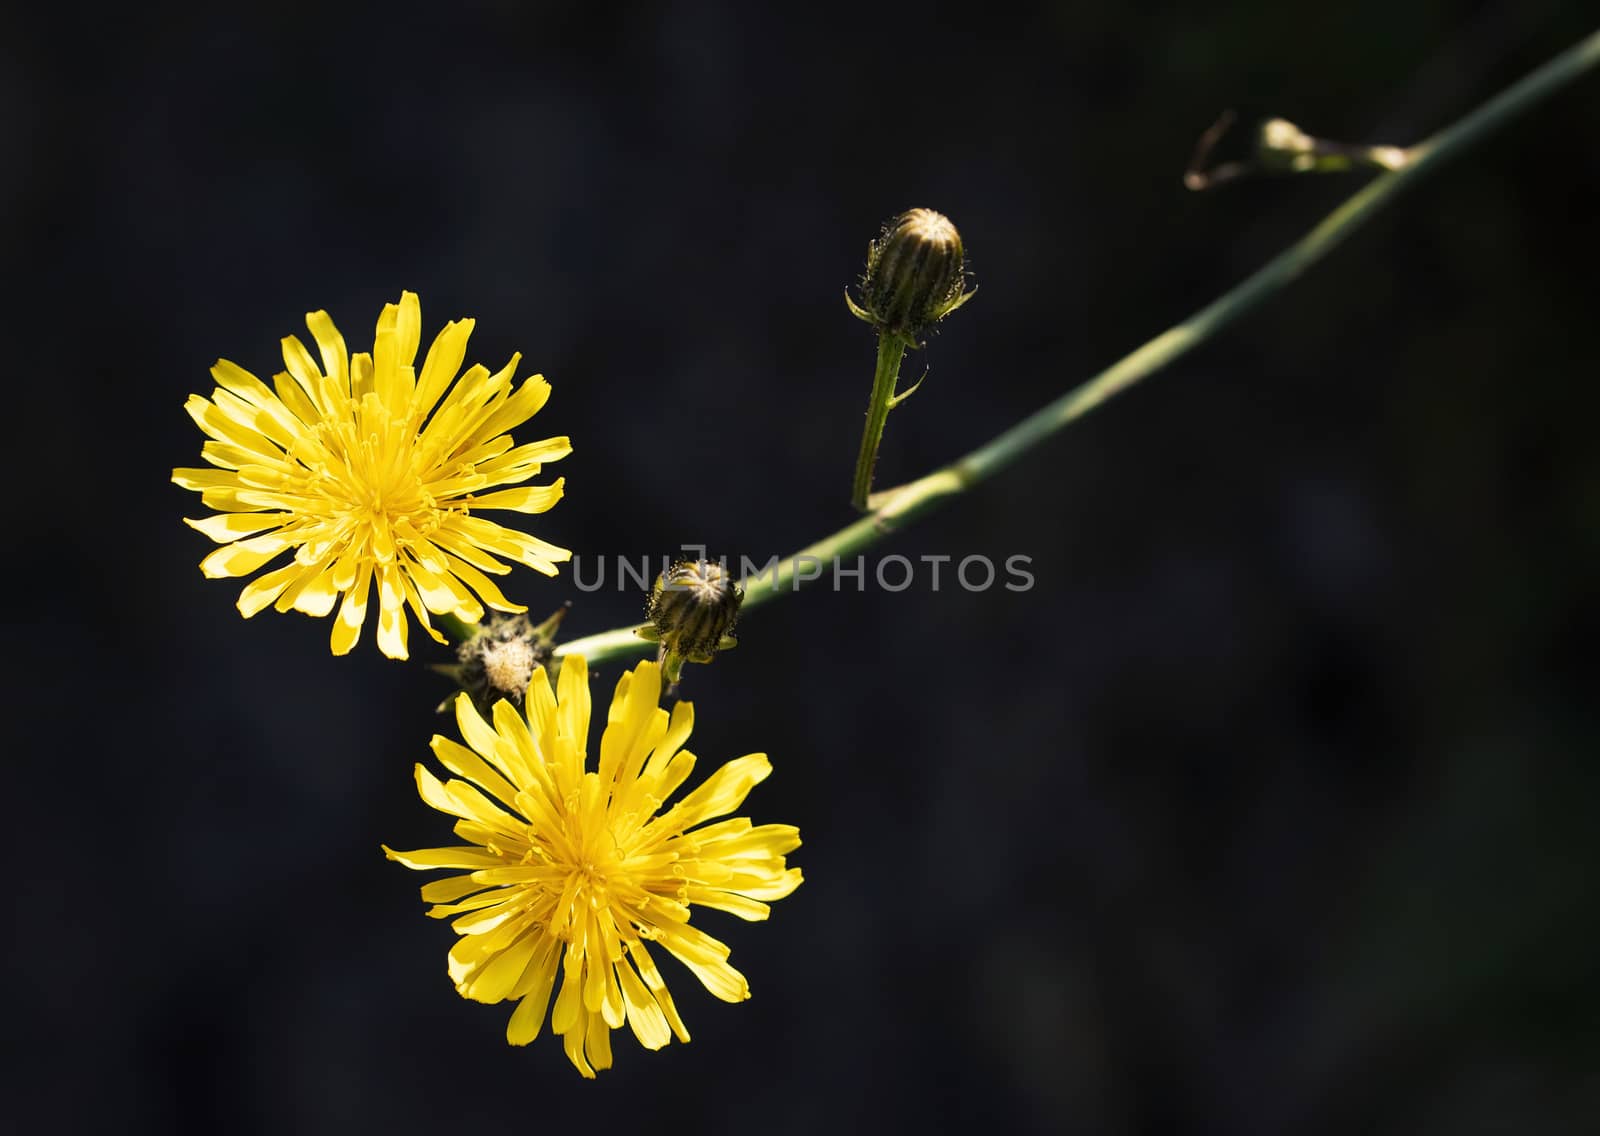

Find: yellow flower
<box><xmin>173</xmin><ymin>291</ymin><xmax>571</xmax><ymax>659</ymax></box>
<box><xmin>384</xmin><ymin>654</ymin><xmax>803</xmax><ymax>1077</ymax></box>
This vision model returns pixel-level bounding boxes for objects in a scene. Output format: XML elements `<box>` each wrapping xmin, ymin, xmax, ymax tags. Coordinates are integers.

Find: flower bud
<box><xmin>639</xmin><ymin>558</ymin><xmax>742</xmax><ymax>686</ymax></box>
<box><xmin>441</xmin><ymin>606</ymin><xmax>567</xmax><ymax>713</ymax></box>
<box><xmin>848</xmin><ymin>208</ymin><xmax>975</xmax><ymax>340</ymax></box>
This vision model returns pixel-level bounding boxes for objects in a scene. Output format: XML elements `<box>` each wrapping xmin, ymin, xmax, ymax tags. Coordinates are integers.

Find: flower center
<box><xmin>481</xmin><ymin>638</ymin><xmax>536</xmax><ymax>696</ymax></box>
<box><xmin>313</xmin><ymin>404</ymin><xmax>446</xmax><ymax>553</ymax></box>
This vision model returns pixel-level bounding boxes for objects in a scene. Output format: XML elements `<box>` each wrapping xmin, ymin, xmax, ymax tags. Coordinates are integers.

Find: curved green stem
<box><xmin>850</xmin><ymin>333</ymin><xmax>911</xmax><ymax>510</ymax></box>
<box><xmin>557</xmin><ymin>27</ymin><xmax>1600</xmax><ymax>667</ymax></box>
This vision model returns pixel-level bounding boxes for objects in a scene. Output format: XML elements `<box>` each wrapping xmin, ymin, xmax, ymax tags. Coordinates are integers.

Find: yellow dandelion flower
<box><xmin>172</xmin><ymin>291</ymin><xmax>571</xmax><ymax>659</ymax></box>
<box><xmin>384</xmin><ymin>654</ymin><xmax>803</xmax><ymax>1077</ymax></box>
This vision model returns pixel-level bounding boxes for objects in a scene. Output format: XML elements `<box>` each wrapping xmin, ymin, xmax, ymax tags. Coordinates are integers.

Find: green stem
<box><xmin>437</xmin><ymin>612</ymin><xmax>476</xmax><ymax>644</ymax></box>
<box><xmin>850</xmin><ymin>333</ymin><xmax>910</xmax><ymax>510</ymax></box>
<box><xmin>557</xmin><ymin>27</ymin><xmax>1600</xmax><ymax>667</ymax></box>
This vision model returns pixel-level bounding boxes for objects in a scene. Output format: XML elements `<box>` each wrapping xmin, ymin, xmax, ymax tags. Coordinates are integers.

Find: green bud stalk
<box><xmin>845</xmin><ymin>208</ymin><xmax>975</xmax><ymax>511</ymax></box>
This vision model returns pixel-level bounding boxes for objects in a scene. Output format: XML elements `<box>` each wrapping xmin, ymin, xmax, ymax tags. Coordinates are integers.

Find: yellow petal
<box><xmin>430</xmin><ymin>735</ymin><xmax>519</xmax><ymax>808</ymax></box>
<box><xmin>372</xmin><ymin>292</ymin><xmax>421</xmax><ymax>409</ymax></box>
<box><xmin>451</xmin><ymin>900</ymin><xmax>527</xmax><ymax>941</ymax></box>
<box><xmin>413</xmin><ymin>764</ymin><xmax>523</xmax><ymax>834</ymax></box>
<box><xmin>305</xmin><ymin>309</ymin><xmax>350</xmax><ymax>398</ymax></box>
<box><xmin>184</xmin><ymin>513</ymin><xmax>291</xmax><ymax>543</ymax></box>
<box><xmin>598</xmin><ymin>660</ymin><xmax>666</xmax><ymax>789</ymax></box>
<box><xmin>184</xmin><ymin>394</ymin><xmax>280</xmax><ymax>457</ymax></box>
<box><xmin>615</xmin><ymin>956</ymin><xmax>672</xmax><ymax>1050</ymax></box>
<box><xmin>582</xmin><ymin>912</ymin><xmax>609</xmax><ymax>1013</ymax></box>
<box><xmin>584</xmin><ymin>1010</ymin><xmax>613</xmax><ymax>1073</ymax></box>
<box><xmin>550</xmin><ymin>943</ymin><xmax>585</xmax><ymax>1036</ymax></box>
<box><xmin>172</xmin><ymin>466</ymin><xmax>243</xmax><ymax>493</ymax></box>
<box><xmin>523</xmin><ymin>665</ymin><xmax>558</xmax><ymax>749</ymax></box>
<box><xmin>656</xmin><ymin>922</ymin><xmax>749</xmax><ymax>1003</ymax></box>
<box><xmin>640</xmin><ymin>749</ymin><xmax>697</xmax><ymax>812</ymax></box>
<box><xmin>425</xmin><ymin>887</ymin><xmax>516</xmax><ymax>919</ymax></box>
<box><xmin>381</xmin><ymin>844</ymin><xmax>503</xmax><ymax>871</ymax></box>
<box><xmin>280</xmin><ymin>334</ymin><xmax>337</xmax><ymax>416</ymax></box>
<box><xmin>420</xmin><ymin>874</ymin><xmax>490</xmax><ymax>904</ymax></box>
<box><xmin>563</xmin><ymin>1019</ymin><xmax>595</xmax><ymax>1079</ymax></box>
<box><xmin>670</xmin><ymin>754</ymin><xmax>772</xmax><ymax>830</ymax></box>
<box><xmin>329</xmin><ymin>564</ymin><xmax>372</xmax><ymax>655</ymax></box>
<box><xmin>729</xmin><ymin>866</ymin><xmax>804</xmax><ymax>902</ymax></box>
<box><xmin>472</xmin><ymin>435</ymin><xmax>573</xmax><ymax>479</ymax></box>
<box><xmin>682</xmin><ymin>886</ymin><xmax>771</xmax><ymax>922</ymax></box>
<box><xmin>455</xmin><ymin>516</ymin><xmax>573</xmax><ymax>571</ymax></box>
<box><xmin>404</xmin><ymin>557</ymin><xmax>476</xmax><ymax>617</ymax></box>
<box><xmin>437</xmin><ymin>553</ymin><xmax>524</xmax><ymax>616</ymax></box>
<box><xmin>413</xmin><ymin>317</ymin><xmax>473</xmax><ymax>421</ymax></box>
<box><xmin>469</xmin><ymin>373</ymin><xmax>551</xmax><ymax>444</ymax></box>
<box><xmin>350</xmin><ymin>351</ymin><xmax>374</xmax><ymax>400</ymax></box>
<box><xmin>506</xmin><ymin>936</ymin><xmax>561</xmax><ymax>1045</ymax></box>
<box><xmin>626</xmin><ymin>939</ymin><xmax>690</xmax><ymax>1042</ymax></box>
<box><xmin>554</xmin><ymin>654</ymin><xmax>591</xmax><ymax>748</ymax></box>
<box><xmin>488</xmin><ymin>700</ymin><xmax>544</xmax><ymax>793</ymax></box>
<box><xmin>375</xmin><ymin>565</ymin><xmax>408</xmax><ymax>659</ymax></box>
<box><xmin>642</xmin><ymin>700</ymin><xmax>695</xmax><ymax>781</ymax></box>
<box><xmin>209</xmin><ymin>386</ymin><xmax>298</xmax><ymax>452</ymax></box>
<box><xmin>271</xmin><ymin>367</ymin><xmax>321</xmax><ymax>426</ymax></box>
<box><xmin>236</xmin><ymin>561</ymin><xmax>303</xmax><ymax>617</ymax></box>
<box><xmin>452</xmin><ymin>694</ymin><xmax>503</xmax><ymax>769</ymax></box>
<box><xmin>429</xmin><ymin>529</ymin><xmax>514</xmax><ymax>575</ymax></box>
<box><xmin>465</xmin><ymin>479</ymin><xmax>566</xmax><ymax>514</ymax></box>
<box><xmin>694</xmin><ymin>819</ymin><xmax>803</xmax><ymax>858</ymax></box>
<box><xmin>282</xmin><ymin>555</ymin><xmax>341</xmax><ymax>617</ymax></box>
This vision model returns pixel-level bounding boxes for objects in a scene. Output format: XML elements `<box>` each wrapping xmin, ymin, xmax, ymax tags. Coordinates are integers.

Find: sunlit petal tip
<box><xmin>207</xmin><ymin>358</ymin><xmax>251</xmax><ymax>386</ymax></box>
<box><xmin>329</xmin><ymin>618</ymin><xmax>361</xmax><ymax>656</ymax></box>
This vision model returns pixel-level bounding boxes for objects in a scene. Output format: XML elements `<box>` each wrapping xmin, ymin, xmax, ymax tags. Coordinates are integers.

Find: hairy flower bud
<box><xmin>848</xmin><ymin>208</ymin><xmax>975</xmax><ymax>340</ymax></box>
<box><xmin>441</xmin><ymin>607</ymin><xmax>567</xmax><ymax>713</ymax></box>
<box><xmin>638</xmin><ymin>558</ymin><xmax>743</xmax><ymax>687</ymax></box>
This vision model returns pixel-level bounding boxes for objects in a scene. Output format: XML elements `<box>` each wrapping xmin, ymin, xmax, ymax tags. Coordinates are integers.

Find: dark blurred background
<box><xmin>7</xmin><ymin>1</ymin><xmax>1600</xmax><ymax>1133</ymax></box>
